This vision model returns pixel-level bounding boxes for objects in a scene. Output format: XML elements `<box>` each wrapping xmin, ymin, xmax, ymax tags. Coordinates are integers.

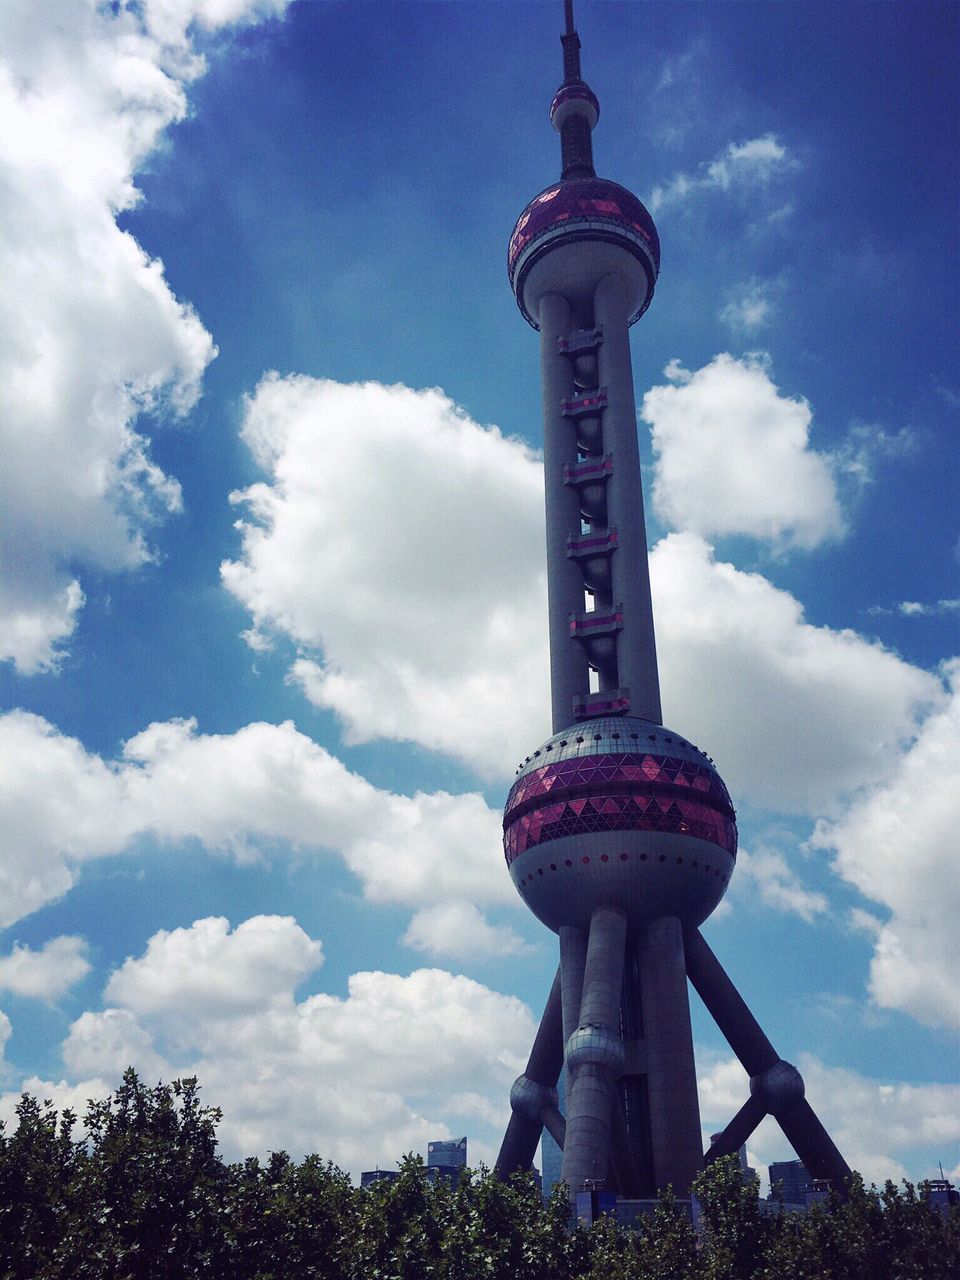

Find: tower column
<box><xmin>559</xmin><ymin>924</ymin><xmax>587</xmax><ymax>1104</ymax></box>
<box><xmin>639</xmin><ymin>916</ymin><xmax>703</xmax><ymax>1191</ymax></box>
<box><xmin>561</xmin><ymin>905</ymin><xmax>626</xmax><ymax>1194</ymax></box>
<box><xmin>593</xmin><ymin>273</ymin><xmax>661</xmax><ymax>724</ymax></box>
<box><xmin>540</xmin><ymin>291</ymin><xmax>590</xmax><ymax>731</ymax></box>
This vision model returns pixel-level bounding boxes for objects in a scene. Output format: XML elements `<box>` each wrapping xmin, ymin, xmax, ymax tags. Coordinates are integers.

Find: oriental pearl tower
<box><xmin>495</xmin><ymin>2</ymin><xmax>851</xmax><ymax>1203</ymax></box>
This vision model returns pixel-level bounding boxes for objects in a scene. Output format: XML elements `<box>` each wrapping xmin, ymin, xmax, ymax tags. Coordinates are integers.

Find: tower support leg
<box><xmin>561</xmin><ymin>904</ymin><xmax>627</xmax><ymax>1195</ymax></box>
<box><xmin>495</xmin><ymin>966</ymin><xmax>565</xmax><ymax>1178</ymax></box>
<box><xmin>640</xmin><ymin>916</ymin><xmax>704</xmax><ymax>1192</ymax></box>
<box><xmin>687</xmin><ymin>929</ymin><xmax>852</xmax><ymax>1190</ymax></box>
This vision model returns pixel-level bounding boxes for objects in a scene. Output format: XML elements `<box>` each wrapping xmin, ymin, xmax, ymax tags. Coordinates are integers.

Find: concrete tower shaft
<box><xmin>508</xmin><ymin>15</ymin><xmax>661</xmax><ymax>732</ymax></box>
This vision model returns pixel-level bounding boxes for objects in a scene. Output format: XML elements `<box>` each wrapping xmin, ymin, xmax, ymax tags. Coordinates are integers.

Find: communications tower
<box><xmin>495</xmin><ymin>1</ymin><xmax>852</xmax><ymax>1201</ymax></box>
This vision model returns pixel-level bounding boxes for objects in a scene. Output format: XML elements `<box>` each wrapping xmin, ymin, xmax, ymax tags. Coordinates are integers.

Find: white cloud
<box><xmin>402</xmin><ymin>903</ymin><xmax>533</xmax><ymax>961</ymax></box>
<box><xmin>733</xmin><ymin>847</ymin><xmax>828</xmax><ymax>923</ymax></box>
<box><xmin>810</xmin><ymin>661</ymin><xmax>960</xmax><ymax>1031</ymax></box>
<box><xmin>697</xmin><ymin>1051</ymin><xmax>960</xmax><ymax>1188</ymax></box>
<box><xmin>649</xmin><ymin>134</ymin><xmax>795</xmax><ymax>213</ymax></box>
<box><xmin>718</xmin><ymin>280</ymin><xmax>779</xmax><ymax>333</ymax></box>
<box><xmin>222</xmin><ymin>375</ymin><xmax>550</xmax><ymax>778</ymax></box>
<box><xmin>651</xmin><ymin>533</ymin><xmax>941</xmax><ymax>815</ymax></box>
<box><xmin>0</xmin><ymin>1075</ymin><xmax>111</xmax><ymax>1135</ymax></box>
<box><xmin>898</xmin><ymin>599</ymin><xmax>960</xmax><ymax>618</ymax></box>
<box><xmin>0</xmin><ymin>936</ymin><xmax>91</xmax><ymax>1000</ymax></box>
<box><xmin>3</xmin><ymin>536</ymin><xmax>940</xmax><ymax>933</ymax></box>
<box><xmin>643</xmin><ymin>354</ymin><xmax>844</xmax><ymax>550</ymax></box>
<box><xmin>209</xmin><ymin>370</ymin><xmax>943</xmax><ymax>825</ymax></box>
<box><xmin>832</xmin><ymin>422</ymin><xmax>914</xmax><ymax>490</ymax></box>
<box><xmin>0</xmin><ymin>711</ymin><xmax>510</xmax><ymax>930</ymax></box>
<box><xmin>64</xmin><ymin>1009</ymin><xmax>172</xmax><ymax>1083</ymax></box>
<box><xmin>106</xmin><ymin>916</ymin><xmax>323</xmax><ymax>1028</ymax></box>
<box><xmin>142</xmin><ymin>0</ymin><xmax>288</xmax><ymax>47</ymax></box>
<box><xmin>646</xmin><ymin>42</ymin><xmax>709</xmax><ymax>149</ymax></box>
<box><xmin>44</xmin><ymin>918</ymin><xmax>535</xmax><ymax>1173</ymax></box>
<box><xmin>0</xmin><ymin>1011</ymin><xmax>10</xmax><ymax>1061</ymax></box>
<box><xmin>0</xmin><ymin>0</ymin><xmax>289</xmax><ymax>672</ymax></box>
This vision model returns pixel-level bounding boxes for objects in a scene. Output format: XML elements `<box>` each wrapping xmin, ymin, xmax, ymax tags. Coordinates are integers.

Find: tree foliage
<box><xmin>0</xmin><ymin>1074</ymin><xmax>956</xmax><ymax>1279</ymax></box>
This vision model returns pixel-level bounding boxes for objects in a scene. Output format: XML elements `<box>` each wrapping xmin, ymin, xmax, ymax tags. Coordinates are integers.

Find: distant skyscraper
<box><xmin>426</xmin><ymin>1137</ymin><xmax>468</xmax><ymax>1186</ymax></box>
<box><xmin>428</xmin><ymin>1137</ymin><xmax>467</xmax><ymax>1168</ymax></box>
<box><xmin>768</xmin><ymin>1159</ymin><xmax>813</xmax><ymax>1205</ymax></box>
<box><xmin>711</xmin><ymin>1133</ymin><xmax>758</xmax><ymax>1188</ymax></box>
<box><xmin>495</xmin><ymin>1</ymin><xmax>851</xmax><ymax>1203</ymax></box>
<box><xmin>360</xmin><ymin>1168</ymin><xmax>400</xmax><ymax>1190</ymax></box>
<box><xmin>541</xmin><ymin>1130</ymin><xmax>563</xmax><ymax>1203</ymax></box>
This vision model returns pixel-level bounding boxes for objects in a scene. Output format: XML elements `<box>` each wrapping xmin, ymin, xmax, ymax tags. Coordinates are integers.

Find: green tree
<box><xmin>692</xmin><ymin>1155</ymin><xmax>768</xmax><ymax>1279</ymax></box>
<box><xmin>2</xmin><ymin>1071</ymin><xmax>957</xmax><ymax>1280</ymax></box>
<box><xmin>0</xmin><ymin>1094</ymin><xmax>83</xmax><ymax>1279</ymax></box>
<box><xmin>632</xmin><ymin>1185</ymin><xmax>702</xmax><ymax>1280</ymax></box>
<box><xmin>220</xmin><ymin>1150</ymin><xmax>359</xmax><ymax>1279</ymax></box>
<box><xmin>50</xmin><ymin>1070</ymin><xmax>227</xmax><ymax>1278</ymax></box>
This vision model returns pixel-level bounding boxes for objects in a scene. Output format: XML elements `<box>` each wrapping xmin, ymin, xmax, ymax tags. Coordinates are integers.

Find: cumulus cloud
<box><xmin>810</xmin><ymin>661</ymin><xmax>960</xmax><ymax>1031</ymax></box>
<box><xmin>402</xmin><ymin>903</ymin><xmax>533</xmax><ymax>961</ymax></box>
<box><xmin>0</xmin><ymin>711</ymin><xmax>510</xmax><ymax>931</ymax></box>
<box><xmin>651</xmin><ymin>533</ymin><xmax>941</xmax><ymax>815</ymax></box>
<box><xmin>105</xmin><ymin>916</ymin><xmax>323</xmax><ymax>1029</ymax></box>
<box><xmin>0</xmin><ymin>1075</ymin><xmax>112</xmax><ymax>1137</ymax></box>
<box><xmin>0</xmin><ymin>1011</ymin><xmax>10</xmax><ymax>1062</ymax></box>
<box><xmin>40</xmin><ymin>917</ymin><xmax>535</xmax><ymax>1172</ymax></box>
<box><xmin>649</xmin><ymin>134</ymin><xmax>796</xmax><ymax>214</ymax></box>
<box><xmin>698</xmin><ymin>1051</ymin><xmax>960</xmax><ymax>1188</ymax></box>
<box><xmin>0</xmin><ymin>936</ymin><xmax>91</xmax><ymax>1000</ymax></box>
<box><xmin>221</xmin><ymin>376</ymin><xmax>550</xmax><ymax>778</ymax></box>
<box><xmin>65</xmin><ymin>1008</ymin><xmax>172</xmax><ymax>1083</ymax></box>
<box><xmin>642</xmin><ymin>355</ymin><xmax>844</xmax><ymax>550</ymax></box>
<box><xmin>220</xmin><ymin>374</ymin><xmax>938</xmax><ymax>820</ymax></box>
<box><xmin>733</xmin><ymin>847</ymin><xmax>828</xmax><ymax>923</ymax></box>
<box><xmin>3</xmin><ymin>548</ymin><xmax>940</xmax><ymax>934</ymax></box>
<box><xmin>209</xmin><ymin>370</ymin><xmax>940</xmax><ymax>814</ymax></box>
<box><xmin>0</xmin><ymin>0</ymin><xmax>289</xmax><ymax>672</ymax></box>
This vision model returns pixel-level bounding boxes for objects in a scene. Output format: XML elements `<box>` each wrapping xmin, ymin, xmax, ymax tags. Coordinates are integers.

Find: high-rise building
<box><xmin>426</xmin><ymin>1137</ymin><xmax>468</xmax><ymax>1188</ymax></box>
<box><xmin>428</xmin><ymin>1137</ymin><xmax>467</xmax><ymax>1168</ymax></box>
<box><xmin>361</xmin><ymin>1136</ymin><xmax>468</xmax><ymax>1191</ymax></box>
<box><xmin>360</xmin><ymin>1168</ymin><xmax>400</xmax><ymax>1190</ymax></box>
<box><xmin>711</xmin><ymin>1134</ymin><xmax>759</xmax><ymax>1188</ymax></box>
<box><xmin>494</xmin><ymin>2</ymin><xmax>851</xmax><ymax>1204</ymax></box>
<box><xmin>768</xmin><ymin>1159</ymin><xmax>813</xmax><ymax>1205</ymax></box>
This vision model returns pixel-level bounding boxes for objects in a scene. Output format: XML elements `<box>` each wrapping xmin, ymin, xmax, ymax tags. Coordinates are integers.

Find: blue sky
<box><xmin>0</xmin><ymin>0</ymin><xmax>957</xmax><ymax>1188</ymax></box>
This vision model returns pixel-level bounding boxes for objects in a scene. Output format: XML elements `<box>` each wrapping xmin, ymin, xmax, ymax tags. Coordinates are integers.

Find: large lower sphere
<box><xmin>503</xmin><ymin>716</ymin><xmax>737</xmax><ymax>933</ymax></box>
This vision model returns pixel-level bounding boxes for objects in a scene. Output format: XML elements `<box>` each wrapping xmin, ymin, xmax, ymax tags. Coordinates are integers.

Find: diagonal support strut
<box><xmin>687</xmin><ymin>929</ymin><xmax>852</xmax><ymax>1191</ymax></box>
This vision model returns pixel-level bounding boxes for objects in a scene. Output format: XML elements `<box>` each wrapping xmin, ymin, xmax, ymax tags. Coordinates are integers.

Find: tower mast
<box><xmin>496</xmin><ymin>1</ymin><xmax>851</xmax><ymax>1212</ymax></box>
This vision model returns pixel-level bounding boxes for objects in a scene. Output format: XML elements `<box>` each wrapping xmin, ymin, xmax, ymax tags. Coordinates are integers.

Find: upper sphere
<box><xmin>508</xmin><ymin>178</ymin><xmax>660</xmax><ymax>330</ymax></box>
<box><xmin>550</xmin><ymin>82</ymin><xmax>600</xmax><ymax>131</ymax></box>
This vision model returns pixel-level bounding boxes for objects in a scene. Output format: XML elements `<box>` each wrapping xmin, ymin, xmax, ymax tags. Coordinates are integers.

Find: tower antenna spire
<box><xmin>560</xmin><ymin>0</ymin><xmax>583</xmax><ymax>85</ymax></box>
<box><xmin>553</xmin><ymin>0</ymin><xmax>597</xmax><ymax>178</ymax></box>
